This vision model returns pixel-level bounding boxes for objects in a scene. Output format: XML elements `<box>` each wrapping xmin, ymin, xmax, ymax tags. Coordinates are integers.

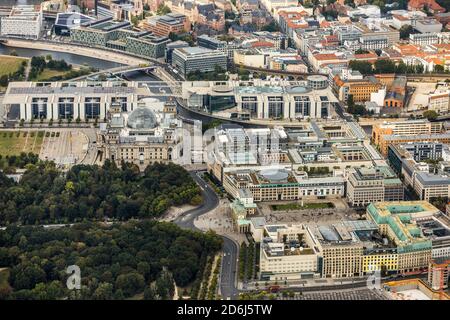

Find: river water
<box><xmin>0</xmin><ymin>44</ymin><xmax>123</xmax><ymax>70</ymax></box>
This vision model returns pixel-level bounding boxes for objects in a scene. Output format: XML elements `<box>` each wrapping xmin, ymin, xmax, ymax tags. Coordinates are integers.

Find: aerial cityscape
<box><xmin>0</xmin><ymin>0</ymin><xmax>449</xmax><ymax>305</ymax></box>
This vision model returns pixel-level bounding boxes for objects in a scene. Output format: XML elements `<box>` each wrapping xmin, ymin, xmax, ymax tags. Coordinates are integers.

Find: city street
<box><xmin>173</xmin><ymin>171</ymin><xmax>240</xmax><ymax>300</ymax></box>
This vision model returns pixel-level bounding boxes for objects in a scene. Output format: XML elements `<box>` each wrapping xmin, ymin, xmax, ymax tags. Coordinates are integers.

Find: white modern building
<box><xmin>172</xmin><ymin>46</ymin><xmax>227</xmax><ymax>78</ymax></box>
<box><xmin>409</xmin><ymin>33</ymin><xmax>440</xmax><ymax>46</ymax></box>
<box><xmin>0</xmin><ymin>5</ymin><xmax>43</xmax><ymax>39</ymax></box>
<box><xmin>415</xmin><ymin>19</ymin><xmax>443</xmax><ymax>34</ymax></box>
<box><xmin>4</xmin><ymin>81</ymin><xmax>149</xmax><ymax>121</ymax></box>
<box><xmin>259</xmin><ymin>224</ymin><xmax>322</xmax><ymax>280</ymax></box>
<box><xmin>181</xmin><ymin>79</ymin><xmax>338</xmax><ymax>120</ymax></box>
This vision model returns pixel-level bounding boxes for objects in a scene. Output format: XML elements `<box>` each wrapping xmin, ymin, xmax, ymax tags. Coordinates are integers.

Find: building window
<box><xmin>268</xmin><ymin>96</ymin><xmax>283</xmax><ymax>118</ymax></box>
<box><xmin>294</xmin><ymin>96</ymin><xmax>310</xmax><ymax>116</ymax></box>
<box><xmin>242</xmin><ymin>96</ymin><xmax>258</xmax><ymax>117</ymax></box>
<box><xmin>31</xmin><ymin>97</ymin><xmax>48</xmax><ymax>119</ymax></box>
<box><xmin>58</xmin><ymin>97</ymin><xmax>74</xmax><ymax>119</ymax></box>
<box><xmin>85</xmin><ymin>97</ymin><xmax>101</xmax><ymax>119</ymax></box>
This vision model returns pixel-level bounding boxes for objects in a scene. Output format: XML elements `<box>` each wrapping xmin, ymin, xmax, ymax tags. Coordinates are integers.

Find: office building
<box><xmin>355</xmin><ymin>22</ymin><xmax>400</xmax><ymax>47</ymax></box>
<box><xmin>197</xmin><ymin>34</ymin><xmax>239</xmax><ymax>62</ymax></box>
<box><xmin>54</xmin><ymin>12</ymin><xmax>95</xmax><ymax>36</ymax></box>
<box><xmin>391</xmin><ymin>142</ymin><xmax>444</xmax><ymax>164</ymax></box>
<box><xmin>0</xmin><ymin>5</ymin><xmax>43</xmax><ymax>39</ymax></box>
<box><xmin>70</xmin><ymin>18</ymin><xmax>170</xmax><ymax>58</ymax></box>
<box><xmin>346</xmin><ymin>167</ymin><xmax>404</xmax><ymax>207</ymax></box>
<box><xmin>223</xmin><ymin>168</ymin><xmax>345</xmax><ymax>202</ymax></box>
<box><xmin>259</xmin><ymin>224</ymin><xmax>323</xmax><ymax>280</ymax></box>
<box><xmin>366</xmin><ymin>201</ymin><xmax>437</xmax><ymax>273</ymax></box>
<box><xmin>409</xmin><ymin>33</ymin><xmax>440</xmax><ymax>46</ymax></box>
<box><xmin>413</xmin><ymin>171</ymin><xmax>450</xmax><ymax>201</ymax></box>
<box><xmin>414</xmin><ymin>19</ymin><xmax>443</xmax><ymax>34</ymax></box>
<box><xmin>143</xmin><ymin>13</ymin><xmax>190</xmax><ymax>37</ymax></box>
<box><xmin>428</xmin><ymin>91</ymin><xmax>450</xmax><ymax>113</ymax></box>
<box><xmin>172</xmin><ymin>47</ymin><xmax>227</xmax><ymax>78</ymax></box>
<box><xmin>334</xmin><ymin>75</ymin><xmax>383</xmax><ymax>103</ymax></box>
<box><xmin>372</xmin><ymin>120</ymin><xmax>445</xmax><ymax>156</ymax></box>
<box><xmin>3</xmin><ymin>81</ymin><xmax>149</xmax><ymax>121</ymax></box>
<box><xmin>165</xmin><ymin>40</ymin><xmax>189</xmax><ymax>64</ymax></box>
<box><xmin>181</xmin><ymin>79</ymin><xmax>337</xmax><ymax>119</ymax></box>
<box><xmin>359</xmin><ymin>36</ymin><xmax>389</xmax><ymax>50</ymax></box>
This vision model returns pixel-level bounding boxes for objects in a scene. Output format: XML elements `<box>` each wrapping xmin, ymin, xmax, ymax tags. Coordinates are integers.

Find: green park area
<box><xmin>0</xmin><ymin>56</ymin><xmax>28</xmax><ymax>88</ymax></box>
<box><xmin>0</xmin><ymin>131</ymin><xmax>44</xmax><ymax>156</ymax></box>
<box><xmin>34</xmin><ymin>69</ymin><xmax>68</xmax><ymax>81</ymax></box>
<box><xmin>271</xmin><ymin>202</ymin><xmax>334</xmax><ymax>211</ymax></box>
<box><xmin>0</xmin><ymin>56</ymin><xmax>27</xmax><ymax>76</ymax></box>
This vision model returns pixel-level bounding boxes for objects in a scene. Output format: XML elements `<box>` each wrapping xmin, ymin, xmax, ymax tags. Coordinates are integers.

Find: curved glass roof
<box><xmin>286</xmin><ymin>86</ymin><xmax>311</xmax><ymax>94</ymax></box>
<box><xmin>127</xmin><ymin>107</ymin><xmax>158</xmax><ymax>130</ymax></box>
<box><xmin>258</xmin><ymin>169</ymin><xmax>289</xmax><ymax>182</ymax></box>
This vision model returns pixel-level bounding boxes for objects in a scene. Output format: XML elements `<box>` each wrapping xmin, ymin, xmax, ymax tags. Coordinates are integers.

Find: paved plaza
<box><xmin>39</xmin><ymin>129</ymin><xmax>90</xmax><ymax>166</ymax></box>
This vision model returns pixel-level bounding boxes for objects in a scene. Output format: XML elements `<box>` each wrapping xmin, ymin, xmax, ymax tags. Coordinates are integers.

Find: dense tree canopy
<box><xmin>0</xmin><ymin>161</ymin><xmax>201</xmax><ymax>225</ymax></box>
<box><xmin>349</xmin><ymin>59</ymin><xmax>425</xmax><ymax>75</ymax></box>
<box><xmin>0</xmin><ymin>221</ymin><xmax>222</xmax><ymax>299</ymax></box>
<box><xmin>0</xmin><ymin>152</ymin><xmax>39</xmax><ymax>172</ymax></box>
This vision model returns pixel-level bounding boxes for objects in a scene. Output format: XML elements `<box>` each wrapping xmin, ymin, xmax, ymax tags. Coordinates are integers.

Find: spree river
<box><xmin>0</xmin><ymin>44</ymin><xmax>123</xmax><ymax>70</ymax></box>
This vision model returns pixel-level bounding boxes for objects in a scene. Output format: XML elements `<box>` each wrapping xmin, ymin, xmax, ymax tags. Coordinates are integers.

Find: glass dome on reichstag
<box><xmin>127</xmin><ymin>107</ymin><xmax>158</xmax><ymax>130</ymax></box>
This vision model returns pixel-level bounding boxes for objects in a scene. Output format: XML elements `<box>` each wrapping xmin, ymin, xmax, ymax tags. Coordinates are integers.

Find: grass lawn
<box><xmin>0</xmin><ymin>131</ymin><xmax>45</xmax><ymax>156</ymax></box>
<box><xmin>271</xmin><ymin>202</ymin><xmax>334</xmax><ymax>211</ymax></box>
<box><xmin>0</xmin><ymin>56</ymin><xmax>27</xmax><ymax>78</ymax></box>
<box><xmin>35</xmin><ymin>69</ymin><xmax>68</xmax><ymax>81</ymax></box>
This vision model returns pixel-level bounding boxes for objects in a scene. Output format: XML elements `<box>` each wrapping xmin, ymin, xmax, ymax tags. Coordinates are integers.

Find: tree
<box><xmin>395</xmin><ymin>61</ymin><xmax>407</xmax><ymax>74</ymax></box>
<box><xmin>399</xmin><ymin>25</ymin><xmax>414</xmax><ymax>40</ymax></box>
<box><xmin>0</xmin><ymin>75</ymin><xmax>9</xmax><ymax>87</ymax></box>
<box><xmin>92</xmin><ymin>283</ymin><xmax>114</xmax><ymax>300</ymax></box>
<box><xmin>347</xmin><ymin>94</ymin><xmax>355</xmax><ymax>108</ymax></box>
<box><xmin>10</xmin><ymin>263</ymin><xmax>46</xmax><ymax>290</ymax></box>
<box><xmin>423</xmin><ymin>110</ymin><xmax>438</xmax><ymax>120</ymax></box>
<box><xmin>349</xmin><ymin>60</ymin><xmax>373</xmax><ymax>75</ymax></box>
<box><xmin>156</xmin><ymin>4</ymin><xmax>171</xmax><ymax>15</ymax></box>
<box><xmin>374</xmin><ymin>59</ymin><xmax>396</xmax><ymax>74</ymax></box>
<box><xmin>434</xmin><ymin>64</ymin><xmax>445</xmax><ymax>73</ymax></box>
<box><xmin>131</xmin><ymin>15</ymin><xmax>140</xmax><ymax>27</ymax></box>
<box><xmin>355</xmin><ymin>49</ymin><xmax>369</xmax><ymax>54</ymax></box>
<box><xmin>261</xmin><ymin>21</ymin><xmax>280</xmax><ymax>32</ymax></box>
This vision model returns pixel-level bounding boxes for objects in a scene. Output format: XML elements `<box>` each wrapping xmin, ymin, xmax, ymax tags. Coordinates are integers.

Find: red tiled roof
<box><xmin>354</xmin><ymin>53</ymin><xmax>379</xmax><ymax>60</ymax></box>
<box><xmin>408</xmin><ymin>0</ymin><xmax>444</xmax><ymax>12</ymax></box>
<box><xmin>314</xmin><ymin>53</ymin><xmax>339</xmax><ymax>60</ymax></box>
<box><xmin>251</xmin><ymin>41</ymin><xmax>274</xmax><ymax>48</ymax></box>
